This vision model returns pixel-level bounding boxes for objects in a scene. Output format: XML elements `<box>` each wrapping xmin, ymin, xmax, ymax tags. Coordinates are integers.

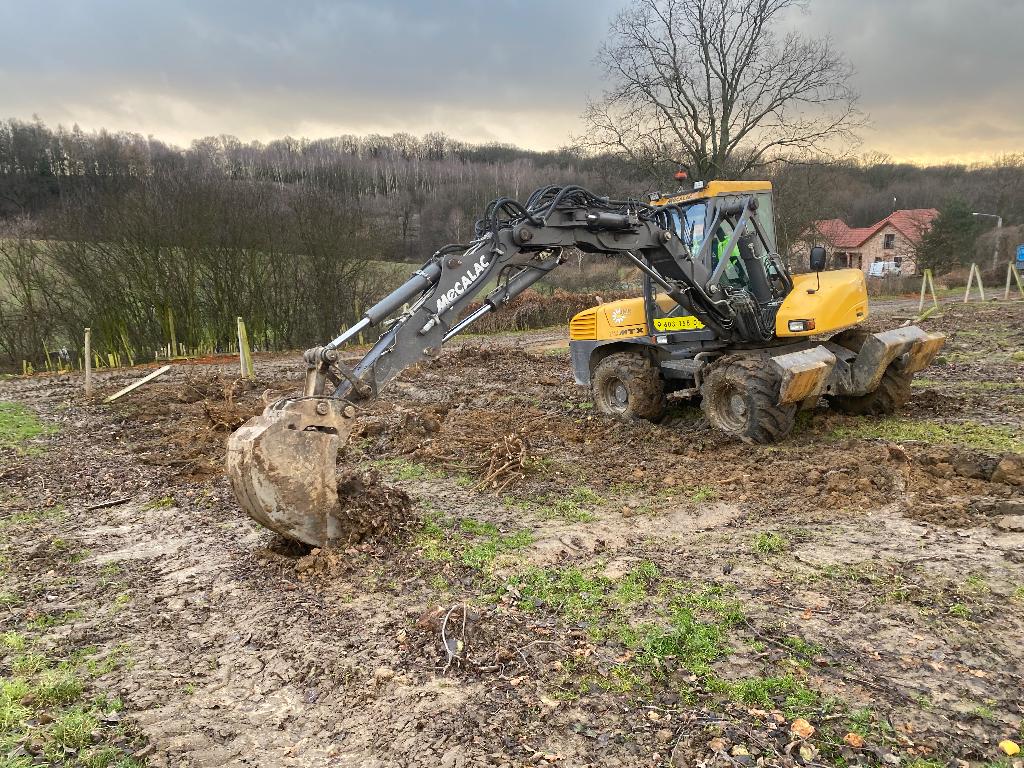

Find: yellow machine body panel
<box><xmin>569</xmin><ymin>294</ymin><xmax>705</xmax><ymax>342</ymax></box>
<box><xmin>775</xmin><ymin>269</ymin><xmax>869</xmax><ymax>337</ymax></box>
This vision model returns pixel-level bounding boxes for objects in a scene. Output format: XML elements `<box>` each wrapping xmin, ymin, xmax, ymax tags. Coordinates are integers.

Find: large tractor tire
<box><xmin>592</xmin><ymin>352</ymin><xmax>666</xmax><ymax>422</ymax></box>
<box><xmin>700</xmin><ymin>355</ymin><xmax>796</xmax><ymax>444</ymax></box>
<box><xmin>826</xmin><ymin>329</ymin><xmax>912</xmax><ymax>416</ymax></box>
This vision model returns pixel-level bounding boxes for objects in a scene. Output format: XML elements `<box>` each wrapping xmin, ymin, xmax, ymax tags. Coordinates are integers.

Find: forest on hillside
<box><xmin>1</xmin><ymin>117</ymin><xmax>1023</xmax><ymax>370</ymax></box>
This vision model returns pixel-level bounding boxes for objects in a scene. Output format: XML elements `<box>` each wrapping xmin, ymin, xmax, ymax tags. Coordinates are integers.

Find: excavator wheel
<box><xmin>700</xmin><ymin>355</ymin><xmax>796</xmax><ymax>444</ymax></box>
<box><xmin>826</xmin><ymin>329</ymin><xmax>912</xmax><ymax>416</ymax></box>
<box><xmin>592</xmin><ymin>351</ymin><xmax>666</xmax><ymax>422</ymax></box>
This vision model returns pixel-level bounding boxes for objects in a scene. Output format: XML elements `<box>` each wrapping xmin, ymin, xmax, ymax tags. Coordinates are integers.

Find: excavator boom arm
<box><xmin>227</xmin><ymin>185</ymin><xmax>782</xmax><ymax>546</ymax></box>
<box><xmin>308</xmin><ymin>187</ymin><xmax>760</xmax><ymax>404</ymax></box>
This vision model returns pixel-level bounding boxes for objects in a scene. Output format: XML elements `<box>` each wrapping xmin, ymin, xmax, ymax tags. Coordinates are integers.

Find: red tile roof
<box><xmin>810</xmin><ymin>209</ymin><xmax>938</xmax><ymax>249</ymax></box>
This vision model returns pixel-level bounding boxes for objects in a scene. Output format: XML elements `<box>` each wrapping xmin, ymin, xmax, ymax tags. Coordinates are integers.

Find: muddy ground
<box><xmin>1</xmin><ymin>299</ymin><xmax>1022</xmax><ymax>768</ymax></box>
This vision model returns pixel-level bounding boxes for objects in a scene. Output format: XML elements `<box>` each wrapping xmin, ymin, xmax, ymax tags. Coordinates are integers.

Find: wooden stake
<box><xmin>964</xmin><ymin>263</ymin><xmax>985</xmax><ymax>303</ymax></box>
<box><xmin>84</xmin><ymin>328</ymin><xmax>93</xmax><ymax>397</ymax></box>
<box><xmin>166</xmin><ymin>306</ymin><xmax>178</xmax><ymax>359</ymax></box>
<box><xmin>918</xmin><ymin>268</ymin><xmax>939</xmax><ymax>313</ymax></box>
<box><xmin>236</xmin><ymin>317</ymin><xmax>254</xmax><ymax>379</ymax></box>
<box><xmin>1004</xmin><ymin>262</ymin><xmax>1024</xmax><ymax>300</ymax></box>
<box><xmin>104</xmin><ymin>365</ymin><xmax>171</xmax><ymax>403</ymax></box>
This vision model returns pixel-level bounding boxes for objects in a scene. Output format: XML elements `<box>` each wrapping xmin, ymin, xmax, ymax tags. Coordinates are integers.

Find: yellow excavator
<box><xmin>227</xmin><ymin>181</ymin><xmax>945</xmax><ymax>546</ymax></box>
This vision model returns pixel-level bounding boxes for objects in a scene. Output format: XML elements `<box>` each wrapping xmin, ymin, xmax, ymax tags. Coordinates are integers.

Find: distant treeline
<box><xmin>1</xmin><ymin>117</ymin><xmax>1022</xmax><ymax>371</ymax></box>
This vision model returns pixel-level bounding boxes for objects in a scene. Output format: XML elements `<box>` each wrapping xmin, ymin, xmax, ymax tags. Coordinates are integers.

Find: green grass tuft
<box><xmin>45</xmin><ymin>706</ymin><xmax>100</xmax><ymax>755</ymax></box>
<box><xmin>833</xmin><ymin>417</ymin><xmax>1023</xmax><ymax>454</ymax></box>
<box><xmin>524</xmin><ymin>486</ymin><xmax>604</xmax><ymax>523</ymax></box>
<box><xmin>415</xmin><ymin>514</ymin><xmax>533</xmax><ymax>571</ymax></box>
<box><xmin>0</xmin><ymin>402</ymin><xmax>54</xmax><ymax>450</ymax></box>
<box><xmin>753</xmin><ymin>532</ymin><xmax>788</xmax><ymax>555</ymax></box>
<box><xmin>372</xmin><ymin>458</ymin><xmax>435</xmax><ymax>481</ymax></box>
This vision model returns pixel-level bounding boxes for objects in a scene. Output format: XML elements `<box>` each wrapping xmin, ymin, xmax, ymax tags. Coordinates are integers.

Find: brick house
<box><xmin>797</xmin><ymin>209</ymin><xmax>938</xmax><ymax>276</ymax></box>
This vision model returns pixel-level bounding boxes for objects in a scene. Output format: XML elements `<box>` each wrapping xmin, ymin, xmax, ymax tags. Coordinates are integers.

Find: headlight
<box><xmin>788</xmin><ymin>319</ymin><xmax>816</xmax><ymax>332</ymax></box>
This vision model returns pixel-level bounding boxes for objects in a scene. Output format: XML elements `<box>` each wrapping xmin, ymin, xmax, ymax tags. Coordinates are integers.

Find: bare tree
<box><xmin>582</xmin><ymin>0</ymin><xmax>864</xmax><ymax>180</ymax></box>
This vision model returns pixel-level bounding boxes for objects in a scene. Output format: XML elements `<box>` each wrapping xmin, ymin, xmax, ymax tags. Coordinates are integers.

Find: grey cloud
<box><xmin>1</xmin><ymin>0</ymin><xmax>1022</xmax><ymax>160</ymax></box>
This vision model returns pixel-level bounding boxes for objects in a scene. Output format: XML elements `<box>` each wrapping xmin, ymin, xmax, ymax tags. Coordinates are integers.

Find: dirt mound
<box><xmin>332</xmin><ymin>468</ymin><xmax>416</xmax><ymax>544</ymax></box>
<box><xmin>108</xmin><ymin>371</ymin><xmax>295</xmax><ymax>478</ymax></box>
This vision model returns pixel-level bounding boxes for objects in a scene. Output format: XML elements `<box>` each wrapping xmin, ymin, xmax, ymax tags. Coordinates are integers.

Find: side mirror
<box><xmin>809</xmin><ymin>246</ymin><xmax>827</xmax><ymax>273</ymax></box>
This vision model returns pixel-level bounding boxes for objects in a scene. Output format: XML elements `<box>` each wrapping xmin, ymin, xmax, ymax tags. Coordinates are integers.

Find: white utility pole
<box><xmin>972</xmin><ymin>212</ymin><xmax>1003</xmax><ymax>270</ymax></box>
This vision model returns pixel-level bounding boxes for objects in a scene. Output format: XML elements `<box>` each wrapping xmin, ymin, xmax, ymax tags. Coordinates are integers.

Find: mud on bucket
<box><xmin>226</xmin><ymin>399</ymin><xmax>357</xmax><ymax>547</ymax></box>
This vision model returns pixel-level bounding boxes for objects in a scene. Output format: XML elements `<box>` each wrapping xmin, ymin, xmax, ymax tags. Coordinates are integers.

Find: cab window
<box><xmin>683</xmin><ymin>202</ymin><xmax>706</xmax><ymax>258</ymax></box>
<box><xmin>709</xmin><ymin>220</ymin><xmax>751</xmax><ymax>289</ymax></box>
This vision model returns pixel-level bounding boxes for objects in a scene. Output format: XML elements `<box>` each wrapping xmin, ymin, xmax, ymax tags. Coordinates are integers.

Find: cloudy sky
<box><xmin>2</xmin><ymin>0</ymin><xmax>1022</xmax><ymax>164</ymax></box>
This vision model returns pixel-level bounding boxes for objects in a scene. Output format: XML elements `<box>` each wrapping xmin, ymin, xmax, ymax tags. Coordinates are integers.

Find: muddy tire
<box><xmin>826</xmin><ymin>329</ymin><xmax>912</xmax><ymax>416</ymax></box>
<box><xmin>700</xmin><ymin>355</ymin><xmax>796</xmax><ymax>443</ymax></box>
<box><xmin>592</xmin><ymin>352</ymin><xmax>666</xmax><ymax>422</ymax></box>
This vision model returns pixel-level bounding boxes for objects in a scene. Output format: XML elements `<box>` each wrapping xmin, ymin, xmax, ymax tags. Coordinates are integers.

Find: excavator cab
<box><xmin>227</xmin><ymin>182</ymin><xmax>945</xmax><ymax>546</ymax></box>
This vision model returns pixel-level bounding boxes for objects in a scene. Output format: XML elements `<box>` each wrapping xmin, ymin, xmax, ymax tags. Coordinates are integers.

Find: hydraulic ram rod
<box><xmin>325</xmin><ymin>261</ymin><xmax>443</xmax><ymax>350</ymax></box>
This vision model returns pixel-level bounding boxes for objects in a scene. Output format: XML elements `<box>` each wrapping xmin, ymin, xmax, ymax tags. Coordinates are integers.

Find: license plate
<box><xmin>653</xmin><ymin>315</ymin><xmax>705</xmax><ymax>332</ymax></box>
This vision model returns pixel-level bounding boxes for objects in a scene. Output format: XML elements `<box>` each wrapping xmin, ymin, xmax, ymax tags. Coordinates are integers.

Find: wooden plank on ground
<box><xmin>104</xmin><ymin>365</ymin><xmax>172</xmax><ymax>403</ymax></box>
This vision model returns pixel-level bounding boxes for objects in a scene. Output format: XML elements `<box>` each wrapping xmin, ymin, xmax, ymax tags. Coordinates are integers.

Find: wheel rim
<box><xmin>712</xmin><ymin>382</ymin><xmax>749</xmax><ymax>432</ymax></box>
<box><xmin>602</xmin><ymin>377</ymin><xmax>629</xmax><ymax>412</ymax></box>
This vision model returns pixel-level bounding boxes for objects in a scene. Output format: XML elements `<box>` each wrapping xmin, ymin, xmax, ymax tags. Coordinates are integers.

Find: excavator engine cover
<box><xmin>226</xmin><ymin>398</ymin><xmax>356</xmax><ymax>547</ymax></box>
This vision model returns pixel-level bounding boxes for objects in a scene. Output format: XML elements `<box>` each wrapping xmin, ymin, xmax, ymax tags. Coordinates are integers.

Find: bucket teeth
<box><xmin>226</xmin><ymin>400</ymin><xmax>356</xmax><ymax>547</ymax></box>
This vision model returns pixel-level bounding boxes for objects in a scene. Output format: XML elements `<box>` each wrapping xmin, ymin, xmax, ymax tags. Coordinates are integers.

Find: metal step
<box><xmin>660</xmin><ymin>359</ymin><xmax>702</xmax><ymax>380</ymax></box>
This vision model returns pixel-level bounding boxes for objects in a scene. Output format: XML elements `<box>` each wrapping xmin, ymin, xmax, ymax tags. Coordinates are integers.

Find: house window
<box><xmin>894</xmin><ymin>256</ymin><xmax>903</xmax><ymax>266</ymax></box>
<box><xmin>883</xmin><ymin>233</ymin><xmax>895</xmax><ymax>250</ymax></box>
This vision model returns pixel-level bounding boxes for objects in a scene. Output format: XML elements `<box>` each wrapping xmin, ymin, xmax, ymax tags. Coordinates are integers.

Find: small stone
<box><xmin>790</xmin><ymin>718</ymin><xmax>815</xmax><ymax>739</ymax></box>
<box><xmin>843</xmin><ymin>732</ymin><xmax>865</xmax><ymax>748</ymax></box>
<box><xmin>373</xmin><ymin>666</ymin><xmax>395</xmax><ymax>681</ymax></box>
<box><xmin>707</xmin><ymin>737</ymin><xmax>727</xmax><ymax>752</ymax></box>
<box><xmin>992</xmin><ymin>454</ymin><xmax>1024</xmax><ymax>486</ymax></box>
<box><xmin>656</xmin><ymin>729</ymin><xmax>673</xmax><ymax>743</ymax></box>
<box><xmin>996</xmin><ymin>515</ymin><xmax>1024</xmax><ymax>532</ymax></box>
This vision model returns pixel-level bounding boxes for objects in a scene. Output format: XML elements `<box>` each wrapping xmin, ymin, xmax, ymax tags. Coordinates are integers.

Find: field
<box><xmin>1</xmin><ymin>300</ymin><xmax>1022</xmax><ymax>768</ymax></box>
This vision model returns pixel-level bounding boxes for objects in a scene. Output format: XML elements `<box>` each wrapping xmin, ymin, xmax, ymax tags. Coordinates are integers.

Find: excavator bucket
<box><xmin>226</xmin><ymin>399</ymin><xmax>357</xmax><ymax>547</ymax></box>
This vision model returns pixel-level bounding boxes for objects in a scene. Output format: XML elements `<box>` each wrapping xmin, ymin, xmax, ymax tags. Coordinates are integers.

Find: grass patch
<box><xmin>1</xmin><ymin>633</ymin><xmax>26</xmax><ymax>652</ymax></box>
<box><xmin>502</xmin><ymin>562</ymin><xmax>854</xmax><ymax>726</ymax></box>
<box><xmin>947</xmin><ymin>602</ymin><xmax>971</xmax><ymax>620</ymax></box>
<box><xmin>713</xmin><ymin>674</ymin><xmax>823</xmax><ymax>717</ymax></box>
<box><xmin>0</xmin><ymin>505</ymin><xmax>66</xmax><ymax>529</ymax></box>
<box><xmin>509</xmin><ymin>565</ymin><xmax>752</xmax><ymax>694</ymax></box>
<box><xmin>0</xmin><ymin>646</ymin><xmax>142</xmax><ymax>765</ymax></box>
<box><xmin>753</xmin><ymin>532</ymin><xmax>788</xmax><ymax>555</ymax></box>
<box><xmin>0</xmin><ymin>402</ymin><xmax>53</xmax><ymax>451</ymax></box>
<box><xmin>415</xmin><ymin>514</ymin><xmax>533</xmax><ymax>571</ymax></box>
<box><xmin>27</xmin><ymin>610</ymin><xmax>83</xmax><ymax>630</ymax></box>
<box><xmin>372</xmin><ymin>457</ymin><xmax>437</xmax><ymax>481</ymax></box>
<box><xmin>509</xmin><ymin>486</ymin><xmax>604</xmax><ymax>523</ymax></box>
<box><xmin>833</xmin><ymin>418</ymin><xmax>1023</xmax><ymax>454</ymax></box>
<box><xmin>658</xmin><ymin>483</ymin><xmax>718</xmax><ymax>503</ymax></box>
<box><xmin>912</xmin><ymin>378</ymin><xmax>1021</xmax><ymax>392</ymax></box>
